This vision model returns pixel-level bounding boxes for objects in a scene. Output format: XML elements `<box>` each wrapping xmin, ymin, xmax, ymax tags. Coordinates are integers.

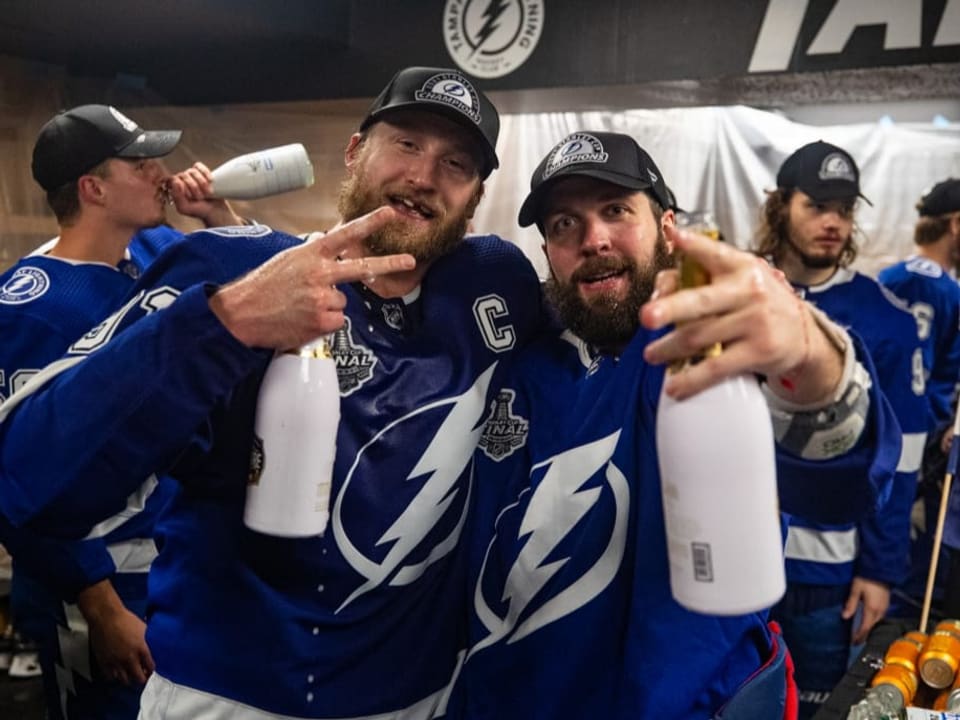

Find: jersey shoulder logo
<box><xmin>205</xmin><ymin>224</ymin><xmax>273</xmax><ymax>237</ymax></box>
<box><xmin>905</xmin><ymin>256</ymin><xmax>943</xmax><ymax>278</ymax></box>
<box><xmin>479</xmin><ymin>389</ymin><xmax>529</xmax><ymax>461</ymax></box>
<box><xmin>0</xmin><ymin>267</ymin><xmax>50</xmax><ymax>305</ymax></box>
<box><xmin>330</xmin><ymin>317</ymin><xmax>377</xmax><ymax>396</ymax></box>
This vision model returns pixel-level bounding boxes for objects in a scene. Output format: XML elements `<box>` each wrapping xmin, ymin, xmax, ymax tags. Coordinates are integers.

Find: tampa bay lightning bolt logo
<box><xmin>415</xmin><ymin>72</ymin><xmax>482</xmax><ymax>125</ymax></box>
<box><xmin>470</xmin><ymin>431</ymin><xmax>629</xmax><ymax>655</ymax></box>
<box><xmin>0</xmin><ymin>267</ymin><xmax>50</xmax><ymax>305</ymax></box>
<box><xmin>443</xmin><ymin>0</ymin><xmax>544</xmax><ymax>79</ymax></box>
<box><xmin>542</xmin><ymin>133</ymin><xmax>609</xmax><ymax>180</ymax></box>
<box><xmin>333</xmin><ymin>363</ymin><xmax>499</xmax><ymax>611</ymax></box>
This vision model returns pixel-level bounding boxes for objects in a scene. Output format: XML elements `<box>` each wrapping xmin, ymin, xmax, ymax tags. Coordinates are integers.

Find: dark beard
<box><xmin>545</xmin><ymin>234</ymin><xmax>674</xmax><ymax>351</ymax></box>
<box><xmin>337</xmin><ymin>168</ymin><xmax>470</xmax><ymax>265</ymax></box>
<box><xmin>785</xmin><ymin>233</ymin><xmax>851</xmax><ymax>270</ymax></box>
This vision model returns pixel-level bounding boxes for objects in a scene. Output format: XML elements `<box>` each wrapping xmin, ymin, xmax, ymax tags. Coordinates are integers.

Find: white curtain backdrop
<box><xmin>473</xmin><ymin>106</ymin><xmax>960</xmax><ymax>279</ymax></box>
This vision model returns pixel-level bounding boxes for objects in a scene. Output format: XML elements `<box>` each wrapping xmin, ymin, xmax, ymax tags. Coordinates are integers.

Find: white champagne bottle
<box><xmin>244</xmin><ymin>338</ymin><xmax>339</xmax><ymax>537</ymax></box>
<box><xmin>210</xmin><ymin>143</ymin><xmax>315</xmax><ymax>200</ymax></box>
<box><xmin>656</xmin><ymin>212</ymin><xmax>785</xmax><ymax>615</ymax></box>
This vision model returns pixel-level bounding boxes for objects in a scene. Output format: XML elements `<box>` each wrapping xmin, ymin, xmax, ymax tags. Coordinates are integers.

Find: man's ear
<box><xmin>344</xmin><ymin>133</ymin><xmax>364</xmax><ymax>171</ymax></box>
<box><xmin>76</xmin><ymin>175</ymin><xmax>105</xmax><ymax>206</ymax></box>
<box><xmin>466</xmin><ymin>184</ymin><xmax>485</xmax><ymax>219</ymax></box>
<box><xmin>541</xmin><ymin>242</ymin><xmax>560</xmax><ymax>283</ymax></box>
<box><xmin>661</xmin><ymin>208</ymin><xmax>676</xmax><ymax>252</ymax></box>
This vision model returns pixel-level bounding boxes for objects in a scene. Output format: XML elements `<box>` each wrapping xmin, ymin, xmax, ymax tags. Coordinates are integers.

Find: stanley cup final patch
<box><xmin>329</xmin><ymin>317</ymin><xmax>377</xmax><ymax>396</ymax></box>
<box><xmin>479</xmin><ymin>389</ymin><xmax>529</xmax><ymax>461</ymax></box>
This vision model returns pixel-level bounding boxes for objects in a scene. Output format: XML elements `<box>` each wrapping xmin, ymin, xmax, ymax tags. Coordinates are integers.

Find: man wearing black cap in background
<box><xmin>442</xmin><ymin>131</ymin><xmax>896</xmax><ymax>719</ymax></box>
<box><xmin>0</xmin><ymin>104</ymin><xmax>246</xmax><ymax>720</ymax></box>
<box><xmin>755</xmin><ymin>141</ymin><xmax>928</xmax><ymax>718</ymax></box>
<box><xmin>879</xmin><ymin>179</ymin><xmax>960</xmax><ymax>621</ymax></box>
<box><xmin>0</xmin><ymin>68</ymin><xmax>544</xmax><ymax>719</ymax></box>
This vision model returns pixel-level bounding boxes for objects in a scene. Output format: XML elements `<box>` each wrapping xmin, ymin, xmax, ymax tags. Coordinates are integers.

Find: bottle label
<box><xmin>906</xmin><ymin>709</ymin><xmax>960</xmax><ymax>719</ymax></box>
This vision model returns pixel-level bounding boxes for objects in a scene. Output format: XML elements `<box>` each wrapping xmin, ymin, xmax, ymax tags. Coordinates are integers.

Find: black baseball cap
<box><xmin>776</xmin><ymin>140</ymin><xmax>871</xmax><ymax>205</ymax></box>
<box><xmin>918</xmin><ymin>179</ymin><xmax>960</xmax><ymax>217</ymax></box>
<box><xmin>518</xmin><ymin>131</ymin><xmax>672</xmax><ymax>228</ymax></box>
<box><xmin>359</xmin><ymin>66</ymin><xmax>499</xmax><ymax>179</ymax></box>
<box><xmin>32</xmin><ymin>104</ymin><xmax>182</xmax><ymax>192</ymax></box>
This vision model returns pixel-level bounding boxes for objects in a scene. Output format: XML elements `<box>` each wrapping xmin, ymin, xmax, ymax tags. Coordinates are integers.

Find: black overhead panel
<box><xmin>0</xmin><ymin>0</ymin><xmax>958</xmax><ymax>105</ymax></box>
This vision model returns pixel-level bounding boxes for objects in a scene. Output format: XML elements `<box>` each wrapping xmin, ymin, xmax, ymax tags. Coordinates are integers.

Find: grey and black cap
<box><xmin>359</xmin><ymin>66</ymin><xmax>500</xmax><ymax>179</ymax></box>
<box><xmin>518</xmin><ymin>131</ymin><xmax>672</xmax><ymax>228</ymax></box>
<box><xmin>776</xmin><ymin>140</ymin><xmax>871</xmax><ymax>205</ymax></box>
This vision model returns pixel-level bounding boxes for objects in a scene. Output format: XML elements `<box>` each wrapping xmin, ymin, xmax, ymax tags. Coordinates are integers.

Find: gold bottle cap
<box><xmin>921</xmin><ymin>655</ymin><xmax>957</xmax><ymax>689</ymax></box>
<box><xmin>283</xmin><ymin>338</ymin><xmax>333</xmax><ymax>359</ymax></box>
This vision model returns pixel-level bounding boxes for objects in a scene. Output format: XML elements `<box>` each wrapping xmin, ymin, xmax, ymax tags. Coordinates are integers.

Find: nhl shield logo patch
<box><xmin>381</xmin><ymin>301</ymin><xmax>406</xmax><ymax>332</ymax></box>
<box><xmin>479</xmin><ymin>389</ymin><xmax>529</xmax><ymax>461</ymax></box>
<box><xmin>330</xmin><ymin>317</ymin><xmax>378</xmax><ymax>396</ymax></box>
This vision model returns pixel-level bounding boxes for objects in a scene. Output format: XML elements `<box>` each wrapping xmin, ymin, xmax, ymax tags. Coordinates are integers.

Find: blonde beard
<box><xmin>337</xmin><ymin>169</ymin><xmax>471</xmax><ymax>265</ymax></box>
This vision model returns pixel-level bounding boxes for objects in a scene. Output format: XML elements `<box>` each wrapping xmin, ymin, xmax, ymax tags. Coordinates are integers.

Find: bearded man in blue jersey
<box><xmin>445</xmin><ymin>131</ymin><xmax>898</xmax><ymax>720</ymax></box>
<box><xmin>0</xmin><ymin>67</ymin><xmax>545</xmax><ymax>720</ymax></box>
<box><xmin>756</xmin><ymin>141</ymin><xmax>927</xmax><ymax>719</ymax></box>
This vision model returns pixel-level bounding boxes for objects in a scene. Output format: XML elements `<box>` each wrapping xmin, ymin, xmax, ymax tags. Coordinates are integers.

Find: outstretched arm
<box><xmin>641</xmin><ymin>226</ymin><xmax>844</xmax><ymax>404</ymax></box>
<box><xmin>0</xmin><ymin>208</ymin><xmax>414</xmax><ymax>534</ymax></box>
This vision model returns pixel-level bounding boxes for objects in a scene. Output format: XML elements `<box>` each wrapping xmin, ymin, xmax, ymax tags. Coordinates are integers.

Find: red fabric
<box><xmin>768</xmin><ymin>621</ymin><xmax>799</xmax><ymax>720</ymax></box>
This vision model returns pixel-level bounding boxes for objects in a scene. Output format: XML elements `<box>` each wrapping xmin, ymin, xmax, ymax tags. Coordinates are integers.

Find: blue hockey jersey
<box><xmin>879</xmin><ymin>256</ymin><xmax>960</xmax><ymax>434</ymax></box>
<box><xmin>0</xmin><ymin>225</ymin><xmax>182</xmax><ymax>596</ymax></box>
<box><xmin>787</xmin><ymin>269</ymin><xmax>927</xmax><ymax>587</ymax></box>
<box><xmin>447</xmin><ymin>324</ymin><xmax>897</xmax><ymax>720</ymax></box>
<box><xmin>0</xmin><ymin>226</ymin><xmax>545</xmax><ymax>718</ymax></box>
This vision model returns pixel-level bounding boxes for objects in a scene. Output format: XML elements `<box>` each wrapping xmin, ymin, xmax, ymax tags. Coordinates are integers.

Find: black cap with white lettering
<box><xmin>518</xmin><ymin>131</ymin><xmax>671</xmax><ymax>228</ymax></box>
<box><xmin>32</xmin><ymin>104</ymin><xmax>181</xmax><ymax>192</ymax></box>
<box><xmin>360</xmin><ymin>66</ymin><xmax>499</xmax><ymax>179</ymax></box>
<box><xmin>776</xmin><ymin>140</ymin><xmax>871</xmax><ymax>205</ymax></box>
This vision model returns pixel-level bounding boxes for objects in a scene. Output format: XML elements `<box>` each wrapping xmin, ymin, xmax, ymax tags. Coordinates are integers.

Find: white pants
<box><xmin>138</xmin><ymin>672</ymin><xmax>446</xmax><ymax>720</ymax></box>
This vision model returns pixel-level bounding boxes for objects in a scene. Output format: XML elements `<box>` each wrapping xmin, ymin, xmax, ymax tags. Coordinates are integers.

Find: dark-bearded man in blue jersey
<box><xmin>444</xmin><ymin>131</ymin><xmax>899</xmax><ymax>720</ymax></box>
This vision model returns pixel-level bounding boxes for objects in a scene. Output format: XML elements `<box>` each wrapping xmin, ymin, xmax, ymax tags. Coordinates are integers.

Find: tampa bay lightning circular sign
<box><xmin>444</xmin><ymin>0</ymin><xmax>544</xmax><ymax>79</ymax></box>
